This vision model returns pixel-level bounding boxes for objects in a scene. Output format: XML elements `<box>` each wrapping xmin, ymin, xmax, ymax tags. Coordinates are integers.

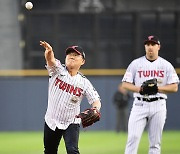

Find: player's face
<box><xmin>145</xmin><ymin>42</ymin><xmax>160</xmax><ymax>60</ymax></box>
<box><xmin>65</xmin><ymin>52</ymin><xmax>85</xmax><ymax>69</ymax></box>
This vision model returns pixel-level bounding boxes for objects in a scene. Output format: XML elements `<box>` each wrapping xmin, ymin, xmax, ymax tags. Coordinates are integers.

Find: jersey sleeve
<box><xmin>166</xmin><ymin>63</ymin><xmax>179</xmax><ymax>84</ymax></box>
<box><xmin>122</xmin><ymin>60</ymin><xmax>136</xmax><ymax>83</ymax></box>
<box><xmin>45</xmin><ymin>59</ymin><xmax>64</xmax><ymax>77</ymax></box>
<box><xmin>84</xmin><ymin>80</ymin><xmax>101</xmax><ymax>105</ymax></box>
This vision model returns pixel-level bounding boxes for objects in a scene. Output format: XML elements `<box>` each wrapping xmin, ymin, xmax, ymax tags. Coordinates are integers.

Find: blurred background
<box><xmin>0</xmin><ymin>0</ymin><xmax>180</xmax><ymax>131</ymax></box>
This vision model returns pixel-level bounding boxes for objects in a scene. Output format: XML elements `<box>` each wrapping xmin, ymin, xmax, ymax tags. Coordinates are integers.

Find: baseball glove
<box><xmin>76</xmin><ymin>108</ymin><xmax>101</xmax><ymax>128</ymax></box>
<box><xmin>139</xmin><ymin>78</ymin><xmax>158</xmax><ymax>95</ymax></box>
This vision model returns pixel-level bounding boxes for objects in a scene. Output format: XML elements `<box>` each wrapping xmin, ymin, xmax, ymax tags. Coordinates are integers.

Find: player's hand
<box><xmin>139</xmin><ymin>78</ymin><xmax>158</xmax><ymax>95</ymax></box>
<box><xmin>40</xmin><ymin>41</ymin><xmax>55</xmax><ymax>66</ymax></box>
<box><xmin>76</xmin><ymin>108</ymin><xmax>101</xmax><ymax>128</ymax></box>
<box><xmin>40</xmin><ymin>41</ymin><xmax>53</xmax><ymax>52</ymax></box>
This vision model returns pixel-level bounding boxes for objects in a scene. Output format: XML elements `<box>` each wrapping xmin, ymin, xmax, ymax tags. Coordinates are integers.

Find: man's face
<box><xmin>65</xmin><ymin>51</ymin><xmax>85</xmax><ymax>69</ymax></box>
<box><xmin>145</xmin><ymin>42</ymin><xmax>160</xmax><ymax>60</ymax></box>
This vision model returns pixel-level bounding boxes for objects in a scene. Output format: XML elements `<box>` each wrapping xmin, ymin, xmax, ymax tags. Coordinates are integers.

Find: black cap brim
<box><xmin>66</xmin><ymin>47</ymin><xmax>81</xmax><ymax>55</ymax></box>
<box><xmin>144</xmin><ymin>40</ymin><xmax>160</xmax><ymax>45</ymax></box>
<box><xmin>66</xmin><ymin>46</ymin><xmax>85</xmax><ymax>59</ymax></box>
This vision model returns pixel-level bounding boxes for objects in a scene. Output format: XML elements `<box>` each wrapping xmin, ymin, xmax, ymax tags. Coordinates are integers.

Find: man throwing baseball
<box><xmin>122</xmin><ymin>35</ymin><xmax>179</xmax><ymax>154</ymax></box>
<box><xmin>40</xmin><ymin>41</ymin><xmax>101</xmax><ymax>154</ymax></box>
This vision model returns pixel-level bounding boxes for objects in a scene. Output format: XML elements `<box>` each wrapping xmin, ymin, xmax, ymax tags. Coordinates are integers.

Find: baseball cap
<box><xmin>144</xmin><ymin>35</ymin><xmax>160</xmax><ymax>45</ymax></box>
<box><xmin>66</xmin><ymin>45</ymin><xmax>85</xmax><ymax>59</ymax></box>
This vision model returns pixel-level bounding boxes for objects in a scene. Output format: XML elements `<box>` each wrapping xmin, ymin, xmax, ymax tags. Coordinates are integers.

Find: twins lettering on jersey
<box><xmin>55</xmin><ymin>77</ymin><xmax>83</xmax><ymax>97</ymax></box>
<box><xmin>138</xmin><ymin>70</ymin><xmax>164</xmax><ymax>78</ymax></box>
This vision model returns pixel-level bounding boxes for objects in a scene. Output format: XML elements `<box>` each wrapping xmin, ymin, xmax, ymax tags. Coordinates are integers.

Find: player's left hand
<box><xmin>139</xmin><ymin>78</ymin><xmax>158</xmax><ymax>95</ymax></box>
<box><xmin>76</xmin><ymin>108</ymin><xmax>101</xmax><ymax>128</ymax></box>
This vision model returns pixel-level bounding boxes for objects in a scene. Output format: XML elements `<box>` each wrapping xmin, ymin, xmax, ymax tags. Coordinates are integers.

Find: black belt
<box><xmin>137</xmin><ymin>97</ymin><xmax>164</xmax><ymax>102</ymax></box>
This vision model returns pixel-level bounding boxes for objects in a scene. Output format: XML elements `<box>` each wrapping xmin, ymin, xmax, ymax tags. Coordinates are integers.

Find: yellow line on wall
<box><xmin>0</xmin><ymin>70</ymin><xmax>48</xmax><ymax>76</ymax></box>
<box><xmin>0</xmin><ymin>68</ymin><xmax>179</xmax><ymax>76</ymax></box>
<box><xmin>80</xmin><ymin>69</ymin><xmax>126</xmax><ymax>76</ymax></box>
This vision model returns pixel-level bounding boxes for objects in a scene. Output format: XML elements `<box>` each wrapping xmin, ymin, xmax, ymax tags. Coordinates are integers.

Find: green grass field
<box><xmin>0</xmin><ymin>131</ymin><xmax>179</xmax><ymax>154</ymax></box>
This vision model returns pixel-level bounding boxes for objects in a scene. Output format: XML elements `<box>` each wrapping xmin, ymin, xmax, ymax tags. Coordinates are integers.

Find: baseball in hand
<box><xmin>25</xmin><ymin>2</ymin><xmax>33</xmax><ymax>10</ymax></box>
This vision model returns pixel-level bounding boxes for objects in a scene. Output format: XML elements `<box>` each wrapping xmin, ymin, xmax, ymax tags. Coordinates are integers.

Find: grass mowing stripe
<box><xmin>0</xmin><ymin>131</ymin><xmax>179</xmax><ymax>154</ymax></box>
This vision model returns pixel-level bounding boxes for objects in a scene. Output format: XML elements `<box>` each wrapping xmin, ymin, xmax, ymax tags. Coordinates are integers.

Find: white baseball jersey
<box><xmin>122</xmin><ymin>56</ymin><xmax>179</xmax><ymax>98</ymax></box>
<box><xmin>45</xmin><ymin>59</ymin><xmax>100</xmax><ymax>131</ymax></box>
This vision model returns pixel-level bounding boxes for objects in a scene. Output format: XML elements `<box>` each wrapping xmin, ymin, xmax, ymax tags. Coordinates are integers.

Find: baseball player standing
<box><xmin>40</xmin><ymin>41</ymin><xmax>101</xmax><ymax>154</ymax></box>
<box><xmin>122</xmin><ymin>35</ymin><xmax>179</xmax><ymax>154</ymax></box>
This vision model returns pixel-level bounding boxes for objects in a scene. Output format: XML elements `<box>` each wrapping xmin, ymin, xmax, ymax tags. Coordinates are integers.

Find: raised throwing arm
<box><xmin>40</xmin><ymin>41</ymin><xmax>56</xmax><ymax>67</ymax></box>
